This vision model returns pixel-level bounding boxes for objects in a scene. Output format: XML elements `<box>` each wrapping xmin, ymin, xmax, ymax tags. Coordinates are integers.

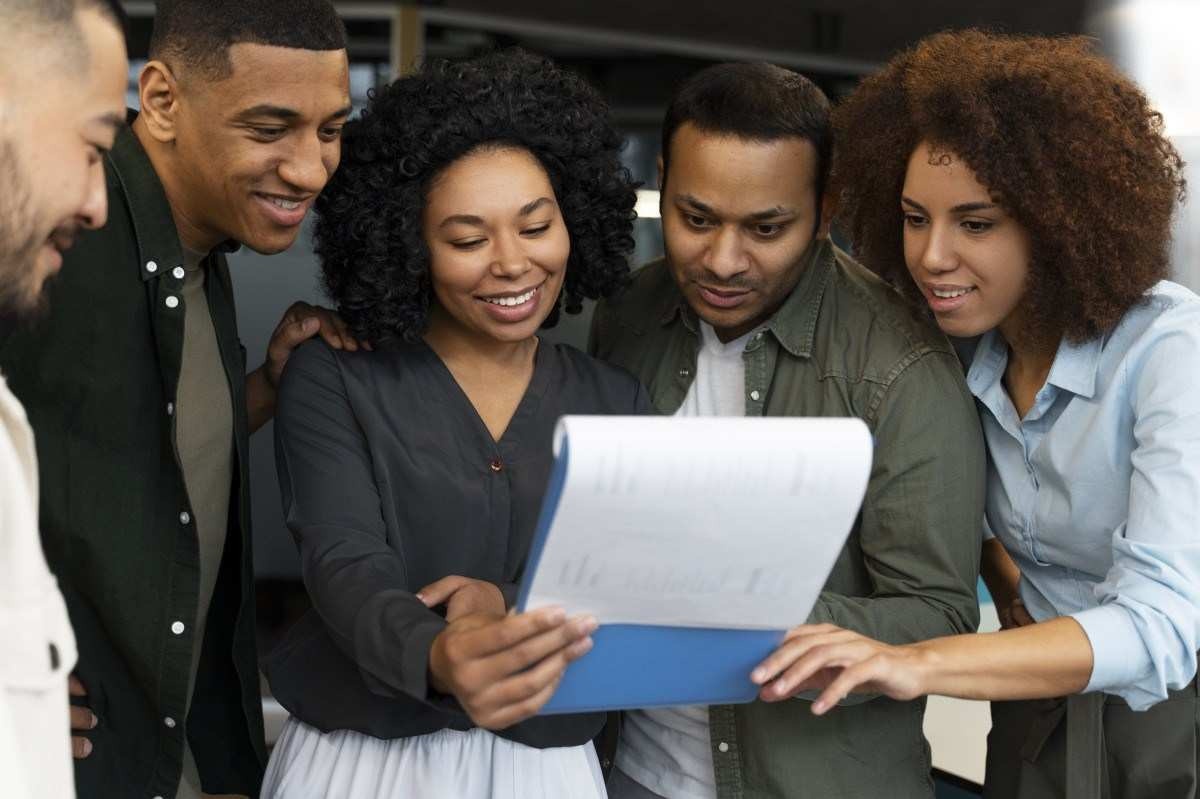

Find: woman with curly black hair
<box><xmin>747</xmin><ymin>31</ymin><xmax>1200</xmax><ymax>798</ymax></box>
<box><xmin>259</xmin><ymin>49</ymin><xmax>647</xmax><ymax>798</ymax></box>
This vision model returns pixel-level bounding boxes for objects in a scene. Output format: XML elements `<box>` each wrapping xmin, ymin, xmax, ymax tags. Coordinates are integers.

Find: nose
<box><xmin>703</xmin><ymin>226</ymin><xmax>749</xmax><ymax>281</ymax></box>
<box><xmin>277</xmin><ymin>132</ymin><xmax>331</xmax><ymax>194</ymax></box>
<box><xmin>78</xmin><ymin>159</ymin><xmax>109</xmax><ymax>230</ymax></box>
<box><xmin>490</xmin><ymin>230</ymin><xmax>532</xmax><ymax>279</ymax></box>
<box><xmin>920</xmin><ymin>221</ymin><xmax>958</xmax><ymax>275</ymax></box>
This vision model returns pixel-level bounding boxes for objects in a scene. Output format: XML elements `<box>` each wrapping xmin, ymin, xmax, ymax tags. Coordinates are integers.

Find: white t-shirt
<box><xmin>0</xmin><ymin>374</ymin><xmax>77</xmax><ymax>799</ymax></box>
<box><xmin>615</xmin><ymin>321</ymin><xmax>759</xmax><ymax>798</ymax></box>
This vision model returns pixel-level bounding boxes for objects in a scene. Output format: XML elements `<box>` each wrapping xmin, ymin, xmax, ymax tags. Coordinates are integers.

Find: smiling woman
<box><xmin>761</xmin><ymin>29</ymin><xmax>1200</xmax><ymax>799</ymax></box>
<box><xmin>260</xmin><ymin>48</ymin><xmax>651</xmax><ymax>799</ymax></box>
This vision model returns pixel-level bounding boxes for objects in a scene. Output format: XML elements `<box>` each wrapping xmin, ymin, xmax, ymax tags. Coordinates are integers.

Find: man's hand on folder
<box><xmin>427</xmin><ymin>605</ymin><xmax>598</xmax><ymax>730</ymax></box>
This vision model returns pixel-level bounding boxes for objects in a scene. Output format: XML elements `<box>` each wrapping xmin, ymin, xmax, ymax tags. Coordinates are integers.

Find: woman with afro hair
<box><xmin>260</xmin><ymin>49</ymin><xmax>649</xmax><ymax>798</ymax></box>
<box><xmin>747</xmin><ymin>30</ymin><xmax>1200</xmax><ymax>799</ymax></box>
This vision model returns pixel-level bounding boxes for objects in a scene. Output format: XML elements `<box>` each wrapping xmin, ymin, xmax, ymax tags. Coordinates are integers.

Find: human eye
<box><xmin>961</xmin><ymin>219</ymin><xmax>994</xmax><ymax>234</ymax></box>
<box><xmin>683</xmin><ymin>212</ymin><xmax>714</xmax><ymax>230</ymax></box>
<box><xmin>902</xmin><ymin>212</ymin><xmax>928</xmax><ymax>228</ymax></box>
<box><xmin>521</xmin><ymin>222</ymin><xmax>552</xmax><ymax>237</ymax></box>
<box><xmin>249</xmin><ymin>126</ymin><xmax>287</xmax><ymax>141</ymax></box>
<box><xmin>450</xmin><ymin>238</ymin><xmax>486</xmax><ymax>251</ymax></box>
<box><xmin>752</xmin><ymin>222</ymin><xmax>785</xmax><ymax>238</ymax></box>
<box><xmin>319</xmin><ymin>125</ymin><xmax>344</xmax><ymax>142</ymax></box>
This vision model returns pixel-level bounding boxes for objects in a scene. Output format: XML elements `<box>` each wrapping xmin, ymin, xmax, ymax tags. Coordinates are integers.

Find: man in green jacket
<box><xmin>0</xmin><ymin>1</ymin><xmax>356</xmax><ymax>796</ymax></box>
<box><xmin>593</xmin><ymin>63</ymin><xmax>986</xmax><ymax>799</ymax></box>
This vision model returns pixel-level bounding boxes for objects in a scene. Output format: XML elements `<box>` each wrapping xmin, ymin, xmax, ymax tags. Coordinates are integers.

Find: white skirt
<box><xmin>262</xmin><ymin>716</ymin><xmax>608</xmax><ymax>799</ymax></box>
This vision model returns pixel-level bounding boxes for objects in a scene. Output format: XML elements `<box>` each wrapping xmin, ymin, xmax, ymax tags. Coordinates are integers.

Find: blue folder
<box><xmin>516</xmin><ymin>438</ymin><xmax>786</xmax><ymax>714</ymax></box>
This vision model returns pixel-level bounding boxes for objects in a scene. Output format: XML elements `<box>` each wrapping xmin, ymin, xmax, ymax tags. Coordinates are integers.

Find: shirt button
<box><xmin>165</xmin><ymin>295</ymin><xmax>179</xmax><ymax>309</ymax></box>
<box><xmin>164</xmin><ymin>716</ymin><xmax>176</xmax><ymax>729</ymax></box>
<box><xmin>718</xmin><ymin>741</ymin><xmax>730</xmax><ymax>753</ymax></box>
<box><xmin>678</xmin><ymin>367</ymin><xmax>691</xmax><ymax>378</ymax></box>
<box><xmin>172</xmin><ymin>266</ymin><xmax>185</xmax><ymax>279</ymax></box>
<box><xmin>154</xmin><ymin>795</ymin><xmax>165</xmax><ymax>799</ymax></box>
<box><xmin>145</xmin><ymin>260</ymin><xmax>158</xmax><ymax>274</ymax></box>
<box><xmin>179</xmin><ymin>511</ymin><xmax>191</xmax><ymax>525</ymax></box>
<box><xmin>489</xmin><ymin>459</ymin><xmax>503</xmax><ymax>473</ymax></box>
<box><xmin>749</xmin><ymin>390</ymin><xmax>761</xmax><ymax>401</ymax></box>
<box><xmin>171</xmin><ymin>621</ymin><xmax>185</xmax><ymax>635</ymax></box>
<box><xmin>166</xmin><ymin>402</ymin><xmax>174</xmax><ymax>416</ymax></box>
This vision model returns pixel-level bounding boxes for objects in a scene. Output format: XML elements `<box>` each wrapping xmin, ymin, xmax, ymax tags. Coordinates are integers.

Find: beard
<box><xmin>0</xmin><ymin>137</ymin><xmax>49</xmax><ymax>320</ymax></box>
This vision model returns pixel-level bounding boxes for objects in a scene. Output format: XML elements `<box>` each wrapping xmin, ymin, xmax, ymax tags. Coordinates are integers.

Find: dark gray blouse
<box><xmin>266</xmin><ymin>337</ymin><xmax>651</xmax><ymax>747</ymax></box>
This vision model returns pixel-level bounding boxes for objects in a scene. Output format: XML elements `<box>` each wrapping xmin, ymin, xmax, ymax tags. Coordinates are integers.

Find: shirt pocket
<box><xmin>0</xmin><ymin>583</ymin><xmax>76</xmax><ymax>691</ymax></box>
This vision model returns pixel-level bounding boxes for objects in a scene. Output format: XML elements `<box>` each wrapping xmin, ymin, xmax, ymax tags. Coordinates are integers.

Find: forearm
<box><xmin>245</xmin><ymin>366</ymin><xmax>275</xmax><ymax>434</ymax></box>
<box><xmin>809</xmin><ymin>586</ymin><xmax>978</xmax><ymax>645</ymax></box>
<box><xmin>911</xmin><ymin>616</ymin><xmax>1093</xmax><ymax>701</ymax></box>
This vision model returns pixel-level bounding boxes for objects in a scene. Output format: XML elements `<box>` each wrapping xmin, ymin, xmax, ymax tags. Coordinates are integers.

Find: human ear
<box><xmin>137</xmin><ymin>60</ymin><xmax>181</xmax><ymax>144</ymax></box>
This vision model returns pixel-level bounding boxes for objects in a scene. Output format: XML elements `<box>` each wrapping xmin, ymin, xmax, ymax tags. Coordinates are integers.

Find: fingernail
<box><xmin>89</xmin><ymin>713</ymin><xmax>98</xmax><ymax>729</ymax></box>
<box><xmin>751</xmin><ymin>668</ymin><xmax>765</xmax><ymax>684</ymax></box>
<box><xmin>812</xmin><ymin>700</ymin><xmax>828</xmax><ymax>715</ymax></box>
<box><xmin>545</xmin><ymin>607</ymin><xmax>566</xmax><ymax>623</ymax></box>
<box><xmin>82</xmin><ymin>739</ymin><xmax>93</xmax><ymax>756</ymax></box>
<box><xmin>578</xmin><ymin>615</ymin><xmax>599</xmax><ymax>634</ymax></box>
<box><xmin>578</xmin><ymin>637</ymin><xmax>594</xmax><ymax>653</ymax></box>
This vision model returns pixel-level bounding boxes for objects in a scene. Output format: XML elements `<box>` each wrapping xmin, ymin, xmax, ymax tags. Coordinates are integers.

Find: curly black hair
<box><xmin>830</xmin><ymin>30</ymin><xmax>1186</xmax><ymax>344</ymax></box>
<box><xmin>314</xmin><ymin>48</ymin><xmax>638</xmax><ymax>344</ymax></box>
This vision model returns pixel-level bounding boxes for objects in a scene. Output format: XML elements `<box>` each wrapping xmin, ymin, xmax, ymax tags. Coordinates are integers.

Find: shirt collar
<box><xmin>656</xmin><ymin>238</ymin><xmax>834</xmax><ymax>358</ymax></box>
<box><xmin>966</xmin><ymin>328</ymin><xmax>1102</xmax><ymax>402</ymax></box>
<box><xmin>1045</xmin><ymin>335</ymin><xmax>1102</xmax><ymax>400</ymax></box>
<box><xmin>108</xmin><ymin>111</ymin><xmax>240</xmax><ymax>283</ymax></box>
<box><xmin>108</xmin><ymin>112</ymin><xmax>185</xmax><ymax>283</ymax></box>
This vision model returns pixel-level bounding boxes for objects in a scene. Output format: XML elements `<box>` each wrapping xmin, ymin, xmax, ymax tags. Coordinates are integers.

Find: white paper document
<box><xmin>521</xmin><ymin>415</ymin><xmax>873</xmax><ymax>630</ymax></box>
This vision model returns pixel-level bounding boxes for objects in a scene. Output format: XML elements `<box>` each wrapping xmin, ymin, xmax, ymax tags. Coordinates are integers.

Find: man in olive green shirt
<box><xmin>592</xmin><ymin>63</ymin><xmax>985</xmax><ymax>799</ymax></box>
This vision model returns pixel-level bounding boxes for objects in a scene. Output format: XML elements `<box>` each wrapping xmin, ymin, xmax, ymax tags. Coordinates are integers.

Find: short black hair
<box><xmin>661</xmin><ymin>62</ymin><xmax>832</xmax><ymax>191</ymax></box>
<box><xmin>148</xmin><ymin>0</ymin><xmax>346</xmax><ymax>80</ymax></box>
<box><xmin>315</xmin><ymin>48</ymin><xmax>638</xmax><ymax>345</ymax></box>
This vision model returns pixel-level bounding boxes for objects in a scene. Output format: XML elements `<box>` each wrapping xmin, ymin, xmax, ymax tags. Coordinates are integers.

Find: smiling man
<box><xmin>590</xmin><ymin>63</ymin><xmax>986</xmax><ymax>799</ymax></box>
<box><xmin>0</xmin><ymin>1</ymin><xmax>354</xmax><ymax>798</ymax></box>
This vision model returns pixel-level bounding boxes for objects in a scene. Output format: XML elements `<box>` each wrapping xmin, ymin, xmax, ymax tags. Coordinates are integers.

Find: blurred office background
<box><xmin>117</xmin><ymin>3</ymin><xmax>1200</xmax><ymax>795</ymax></box>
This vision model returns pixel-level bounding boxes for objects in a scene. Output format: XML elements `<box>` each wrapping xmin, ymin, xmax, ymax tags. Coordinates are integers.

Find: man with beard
<box><xmin>0</xmin><ymin>1</ymin><xmax>358</xmax><ymax>797</ymax></box>
<box><xmin>0</xmin><ymin>2</ymin><xmax>127</xmax><ymax>797</ymax></box>
<box><xmin>591</xmin><ymin>63</ymin><xmax>986</xmax><ymax>799</ymax></box>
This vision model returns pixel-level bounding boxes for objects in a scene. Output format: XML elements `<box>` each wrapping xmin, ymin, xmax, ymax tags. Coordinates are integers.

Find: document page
<box><xmin>521</xmin><ymin>416</ymin><xmax>872</xmax><ymax>630</ymax></box>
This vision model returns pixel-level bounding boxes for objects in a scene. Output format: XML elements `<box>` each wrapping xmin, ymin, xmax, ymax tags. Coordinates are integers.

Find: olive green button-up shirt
<box><xmin>0</xmin><ymin>122</ymin><xmax>266</xmax><ymax>798</ymax></box>
<box><xmin>590</xmin><ymin>240</ymin><xmax>985</xmax><ymax>799</ymax></box>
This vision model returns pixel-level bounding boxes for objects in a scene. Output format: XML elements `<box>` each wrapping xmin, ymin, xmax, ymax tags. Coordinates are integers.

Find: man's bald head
<box><xmin>0</xmin><ymin>0</ymin><xmax>128</xmax><ymax>317</ymax></box>
<box><xmin>1</xmin><ymin>0</ymin><xmax>126</xmax><ymax>76</ymax></box>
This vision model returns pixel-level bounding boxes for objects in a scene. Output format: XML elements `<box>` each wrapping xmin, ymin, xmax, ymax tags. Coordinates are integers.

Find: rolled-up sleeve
<box><xmin>808</xmin><ymin>349</ymin><xmax>986</xmax><ymax>643</ymax></box>
<box><xmin>274</xmin><ymin>340</ymin><xmax>448</xmax><ymax>705</ymax></box>
<box><xmin>1074</xmin><ymin>315</ymin><xmax>1200</xmax><ymax>710</ymax></box>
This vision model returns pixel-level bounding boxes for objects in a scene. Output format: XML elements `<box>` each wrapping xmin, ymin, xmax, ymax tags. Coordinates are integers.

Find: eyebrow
<box><xmin>96</xmin><ymin>112</ymin><xmax>126</xmax><ymax>133</ymax></box>
<box><xmin>231</xmin><ymin>104</ymin><xmax>353</xmax><ymax>123</ymax></box>
<box><xmin>438</xmin><ymin>197</ymin><xmax>556</xmax><ymax>229</ymax></box>
<box><xmin>902</xmin><ymin>196</ymin><xmax>998</xmax><ymax>214</ymax></box>
<box><xmin>676</xmin><ymin>193</ymin><xmax>794</xmax><ymax>221</ymax></box>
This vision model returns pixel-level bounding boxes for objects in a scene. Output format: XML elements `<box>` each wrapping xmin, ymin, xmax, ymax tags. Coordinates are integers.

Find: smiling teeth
<box><xmin>269</xmin><ymin>197</ymin><xmax>301</xmax><ymax>211</ymax></box>
<box><xmin>484</xmin><ymin>288</ymin><xmax>536</xmax><ymax>307</ymax></box>
<box><xmin>932</xmin><ymin>287</ymin><xmax>973</xmax><ymax>299</ymax></box>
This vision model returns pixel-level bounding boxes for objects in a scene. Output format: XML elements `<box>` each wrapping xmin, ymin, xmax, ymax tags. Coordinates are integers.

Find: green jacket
<box><xmin>590</xmin><ymin>240</ymin><xmax>985</xmax><ymax>798</ymax></box>
<box><xmin>0</xmin><ymin>122</ymin><xmax>266</xmax><ymax>797</ymax></box>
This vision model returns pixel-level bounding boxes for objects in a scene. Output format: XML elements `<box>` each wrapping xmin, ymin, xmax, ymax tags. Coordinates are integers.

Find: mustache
<box><xmin>691</xmin><ymin>275</ymin><xmax>757</xmax><ymax>291</ymax></box>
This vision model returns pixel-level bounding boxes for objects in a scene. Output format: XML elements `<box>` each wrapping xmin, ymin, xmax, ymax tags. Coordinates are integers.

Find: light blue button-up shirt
<box><xmin>967</xmin><ymin>280</ymin><xmax>1200</xmax><ymax>710</ymax></box>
